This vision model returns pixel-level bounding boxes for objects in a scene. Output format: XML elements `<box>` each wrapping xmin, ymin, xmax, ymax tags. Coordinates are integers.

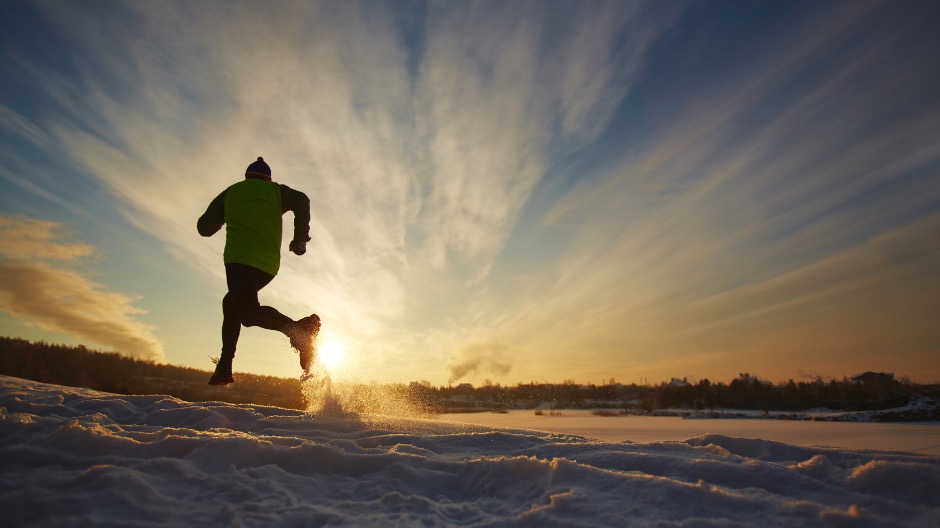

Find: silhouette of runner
<box><xmin>198</xmin><ymin>157</ymin><xmax>320</xmax><ymax>385</ymax></box>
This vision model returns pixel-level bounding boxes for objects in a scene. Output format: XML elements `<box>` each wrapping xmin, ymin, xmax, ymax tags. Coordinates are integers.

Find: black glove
<box><xmin>289</xmin><ymin>239</ymin><xmax>307</xmax><ymax>255</ymax></box>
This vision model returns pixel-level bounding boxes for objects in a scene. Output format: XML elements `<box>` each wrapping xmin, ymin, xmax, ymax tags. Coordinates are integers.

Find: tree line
<box><xmin>1</xmin><ymin>336</ymin><xmax>936</xmax><ymax>415</ymax></box>
<box><xmin>414</xmin><ymin>373</ymin><xmax>935</xmax><ymax>414</ymax></box>
<box><xmin>0</xmin><ymin>336</ymin><xmax>305</xmax><ymax>409</ymax></box>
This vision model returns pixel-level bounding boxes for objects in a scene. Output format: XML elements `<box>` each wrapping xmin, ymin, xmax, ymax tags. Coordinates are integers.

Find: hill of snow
<box><xmin>1</xmin><ymin>375</ymin><xmax>938</xmax><ymax>526</ymax></box>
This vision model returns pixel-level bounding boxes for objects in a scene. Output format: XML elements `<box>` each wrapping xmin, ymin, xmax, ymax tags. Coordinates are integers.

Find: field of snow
<box><xmin>2</xmin><ymin>375</ymin><xmax>939</xmax><ymax>527</ymax></box>
<box><xmin>442</xmin><ymin>411</ymin><xmax>940</xmax><ymax>455</ymax></box>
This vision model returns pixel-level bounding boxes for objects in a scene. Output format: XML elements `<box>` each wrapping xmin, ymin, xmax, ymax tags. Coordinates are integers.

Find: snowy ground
<box><xmin>2</xmin><ymin>376</ymin><xmax>939</xmax><ymax>527</ymax></box>
<box><xmin>442</xmin><ymin>411</ymin><xmax>940</xmax><ymax>455</ymax></box>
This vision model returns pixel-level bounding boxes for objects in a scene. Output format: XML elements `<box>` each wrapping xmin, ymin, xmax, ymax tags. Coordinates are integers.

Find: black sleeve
<box><xmin>279</xmin><ymin>184</ymin><xmax>311</xmax><ymax>242</ymax></box>
<box><xmin>197</xmin><ymin>190</ymin><xmax>227</xmax><ymax>237</ymax></box>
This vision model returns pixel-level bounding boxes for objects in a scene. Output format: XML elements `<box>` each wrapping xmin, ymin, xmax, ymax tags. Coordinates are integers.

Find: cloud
<box><xmin>0</xmin><ymin>216</ymin><xmax>96</xmax><ymax>261</ymax></box>
<box><xmin>443</xmin><ymin>1</ymin><xmax>940</xmax><ymax>381</ymax></box>
<box><xmin>412</xmin><ymin>2</ymin><xmax>681</xmax><ymax>271</ymax></box>
<box><xmin>0</xmin><ymin>215</ymin><xmax>164</xmax><ymax>361</ymax></box>
<box><xmin>0</xmin><ymin>103</ymin><xmax>55</xmax><ymax>150</ymax></box>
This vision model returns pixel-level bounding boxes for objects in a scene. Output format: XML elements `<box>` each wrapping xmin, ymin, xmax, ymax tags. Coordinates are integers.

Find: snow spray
<box><xmin>300</xmin><ymin>361</ymin><xmax>429</xmax><ymax>423</ymax></box>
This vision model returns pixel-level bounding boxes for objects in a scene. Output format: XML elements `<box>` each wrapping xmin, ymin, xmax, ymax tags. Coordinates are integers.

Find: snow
<box><xmin>442</xmin><ymin>410</ymin><xmax>940</xmax><ymax>455</ymax></box>
<box><xmin>2</xmin><ymin>375</ymin><xmax>939</xmax><ymax>527</ymax></box>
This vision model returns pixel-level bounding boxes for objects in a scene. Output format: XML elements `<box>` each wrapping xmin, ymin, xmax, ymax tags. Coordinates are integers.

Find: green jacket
<box><xmin>197</xmin><ymin>178</ymin><xmax>310</xmax><ymax>276</ymax></box>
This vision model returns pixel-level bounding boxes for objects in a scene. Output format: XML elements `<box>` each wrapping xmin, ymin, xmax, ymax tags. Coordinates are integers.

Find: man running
<box><xmin>197</xmin><ymin>156</ymin><xmax>320</xmax><ymax>385</ymax></box>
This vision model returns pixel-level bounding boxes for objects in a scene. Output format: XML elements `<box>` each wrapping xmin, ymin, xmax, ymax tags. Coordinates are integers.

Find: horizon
<box><xmin>2</xmin><ymin>335</ymin><xmax>931</xmax><ymax>389</ymax></box>
<box><xmin>1</xmin><ymin>1</ymin><xmax>939</xmax><ymax>386</ymax></box>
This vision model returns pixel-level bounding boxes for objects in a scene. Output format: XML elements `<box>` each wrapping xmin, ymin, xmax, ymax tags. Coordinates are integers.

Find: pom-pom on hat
<box><xmin>245</xmin><ymin>157</ymin><xmax>272</xmax><ymax>180</ymax></box>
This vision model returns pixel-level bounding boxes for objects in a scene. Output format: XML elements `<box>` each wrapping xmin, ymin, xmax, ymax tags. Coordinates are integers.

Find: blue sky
<box><xmin>1</xmin><ymin>0</ymin><xmax>938</xmax><ymax>386</ymax></box>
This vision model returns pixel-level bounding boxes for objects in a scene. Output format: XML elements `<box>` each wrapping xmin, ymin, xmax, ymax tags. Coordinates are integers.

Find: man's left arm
<box><xmin>280</xmin><ymin>184</ymin><xmax>311</xmax><ymax>254</ymax></box>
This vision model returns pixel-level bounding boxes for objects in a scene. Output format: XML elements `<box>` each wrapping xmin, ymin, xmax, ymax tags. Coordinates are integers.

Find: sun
<box><xmin>317</xmin><ymin>337</ymin><xmax>346</xmax><ymax>374</ymax></box>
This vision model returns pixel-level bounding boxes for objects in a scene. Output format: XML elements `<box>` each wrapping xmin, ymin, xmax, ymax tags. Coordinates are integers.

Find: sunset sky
<box><xmin>1</xmin><ymin>1</ymin><xmax>938</xmax><ymax>386</ymax></box>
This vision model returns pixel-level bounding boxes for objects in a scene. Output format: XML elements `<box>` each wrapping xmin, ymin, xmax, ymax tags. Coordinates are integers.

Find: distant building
<box><xmin>668</xmin><ymin>378</ymin><xmax>690</xmax><ymax>388</ymax></box>
<box><xmin>735</xmin><ymin>373</ymin><xmax>761</xmax><ymax>385</ymax></box>
<box><xmin>850</xmin><ymin>372</ymin><xmax>895</xmax><ymax>384</ymax></box>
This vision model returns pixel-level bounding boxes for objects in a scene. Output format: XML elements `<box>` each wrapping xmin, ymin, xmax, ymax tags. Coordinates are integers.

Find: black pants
<box><xmin>221</xmin><ymin>263</ymin><xmax>292</xmax><ymax>360</ymax></box>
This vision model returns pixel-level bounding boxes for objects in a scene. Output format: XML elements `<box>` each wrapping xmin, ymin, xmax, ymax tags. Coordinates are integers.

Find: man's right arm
<box><xmin>197</xmin><ymin>191</ymin><xmax>226</xmax><ymax>237</ymax></box>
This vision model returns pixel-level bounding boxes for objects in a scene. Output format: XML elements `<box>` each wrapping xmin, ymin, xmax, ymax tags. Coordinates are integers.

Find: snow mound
<box><xmin>1</xmin><ymin>375</ymin><xmax>938</xmax><ymax>527</ymax></box>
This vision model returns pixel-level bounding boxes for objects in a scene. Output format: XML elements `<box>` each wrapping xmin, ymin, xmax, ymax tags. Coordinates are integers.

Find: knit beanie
<box><xmin>245</xmin><ymin>157</ymin><xmax>272</xmax><ymax>179</ymax></box>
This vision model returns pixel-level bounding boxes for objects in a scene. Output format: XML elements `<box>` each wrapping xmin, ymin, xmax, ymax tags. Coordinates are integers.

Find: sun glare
<box><xmin>318</xmin><ymin>337</ymin><xmax>345</xmax><ymax>373</ymax></box>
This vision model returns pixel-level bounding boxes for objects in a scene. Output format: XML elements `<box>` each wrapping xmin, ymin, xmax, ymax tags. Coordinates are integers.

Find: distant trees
<box><xmin>417</xmin><ymin>372</ymin><xmax>924</xmax><ymax>414</ymax></box>
<box><xmin>0</xmin><ymin>336</ymin><xmax>931</xmax><ymax>415</ymax></box>
<box><xmin>0</xmin><ymin>336</ymin><xmax>304</xmax><ymax>409</ymax></box>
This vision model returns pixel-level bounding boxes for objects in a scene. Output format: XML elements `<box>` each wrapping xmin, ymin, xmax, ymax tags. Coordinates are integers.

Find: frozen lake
<box><xmin>441</xmin><ymin>410</ymin><xmax>940</xmax><ymax>455</ymax></box>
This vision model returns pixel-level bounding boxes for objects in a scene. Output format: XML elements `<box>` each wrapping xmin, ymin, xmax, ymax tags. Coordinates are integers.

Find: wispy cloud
<box><xmin>470</xmin><ymin>0</ymin><xmax>940</xmax><ymax>381</ymax></box>
<box><xmin>0</xmin><ymin>215</ymin><xmax>164</xmax><ymax>361</ymax></box>
<box><xmin>412</xmin><ymin>2</ymin><xmax>681</xmax><ymax>272</ymax></box>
